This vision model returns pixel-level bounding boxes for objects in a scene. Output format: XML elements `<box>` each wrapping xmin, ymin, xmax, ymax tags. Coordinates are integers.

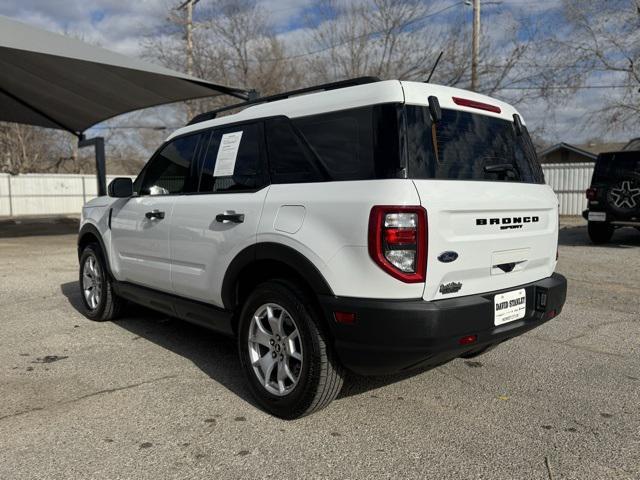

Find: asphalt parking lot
<box><xmin>0</xmin><ymin>217</ymin><xmax>638</xmax><ymax>479</ymax></box>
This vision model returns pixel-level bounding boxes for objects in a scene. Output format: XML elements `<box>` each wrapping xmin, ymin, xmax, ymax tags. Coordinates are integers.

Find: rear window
<box><xmin>406</xmin><ymin>106</ymin><xmax>544</xmax><ymax>184</ymax></box>
<box><xmin>593</xmin><ymin>152</ymin><xmax>640</xmax><ymax>183</ymax></box>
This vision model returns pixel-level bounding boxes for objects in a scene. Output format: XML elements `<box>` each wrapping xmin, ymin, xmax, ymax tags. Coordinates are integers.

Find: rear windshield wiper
<box><xmin>484</xmin><ymin>163</ymin><xmax>521</xmax><ymax>180</ymax></box>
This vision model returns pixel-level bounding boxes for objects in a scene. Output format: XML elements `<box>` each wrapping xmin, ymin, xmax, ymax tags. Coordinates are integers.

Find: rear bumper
<box><xmin>583</xmin><ymin>209</ymin><xmax>640</xmax><ymax>225</ymax></box>
<box><xmin>320</xmin><ymin>273</ymin><xmax>567</xmax><ymax>375</ymax></box>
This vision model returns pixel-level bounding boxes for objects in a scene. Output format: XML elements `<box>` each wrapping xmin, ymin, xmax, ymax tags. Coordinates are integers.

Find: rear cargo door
<box><xmin>401</xmin><ymin>96</ymin><xmax>558</xmax><ymax>301</ymax></box>
<box><xmin>413</xmin><ymin>180</ymin><xmax>558</xmax><ymax>300</ymax></box>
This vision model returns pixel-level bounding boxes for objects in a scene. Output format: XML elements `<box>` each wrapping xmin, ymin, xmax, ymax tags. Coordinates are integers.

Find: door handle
<box><xmin>145</xmin><ymin>209</ymin><xmax>165</xmax><ymax>220</ymax></box>
<box><xmin>215</xmin><ymin>211</ymin><xmax>245</xmax><ymax>224</ymax></box>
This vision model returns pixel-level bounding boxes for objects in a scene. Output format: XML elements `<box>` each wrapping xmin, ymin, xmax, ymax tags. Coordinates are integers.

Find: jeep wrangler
<box><xmin>584</xmin><ymin>150</ymin><xmax>640</xmax><ymax>244</ymax></box>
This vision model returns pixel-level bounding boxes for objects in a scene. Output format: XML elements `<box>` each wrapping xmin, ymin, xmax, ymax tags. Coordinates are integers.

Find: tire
<box><xmin>238</xmin><ymin>280</ymin><xmax>344</xmax><ymax>419</ymax></box>
<box><xmin>605</xmin><ymin>178</ymin><xmax>640</xmax><ymax>219</ymax></box>
<box><xmin>79</xmin><ymin>243</ymin><xmax>125</xmax><ymax>321</ymax></box>
<box><xmin>588</xmin><ymin>221</ymin><xmax>614</xmax><ymax>244</ymax></box>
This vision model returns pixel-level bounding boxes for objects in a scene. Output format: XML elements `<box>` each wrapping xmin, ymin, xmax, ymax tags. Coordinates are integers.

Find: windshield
<box><xmin>593</xmin><ymin>151</ymin><xmax>640</xmax><ymax>183</ymax></box>
<box><xmin>406</xmin><ymin>106</ymin><xmax>544</xmax><ymax>184</ymax></box>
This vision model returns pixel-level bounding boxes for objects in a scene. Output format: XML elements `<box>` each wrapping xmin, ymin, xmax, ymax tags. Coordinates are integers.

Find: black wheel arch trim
<box><xmin>78</xmin><ymin>223</ymin><xmax>113</xmax><ymax>277</ymax></box>
<box><xmin>221</xmin><ymin>242</ymin><xmax>334</xmax><ymax>309</ymax></box>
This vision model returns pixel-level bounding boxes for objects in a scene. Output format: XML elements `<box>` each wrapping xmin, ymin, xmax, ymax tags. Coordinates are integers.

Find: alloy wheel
<box><xmin>82</xmin><ymin>254</ymin><xmax>103</xmax><ymax>310</ymax></box>
<box><xmin>247</xmin><ymin>303</ymin><xmax>303</xmax><ymax>396</ymax></box>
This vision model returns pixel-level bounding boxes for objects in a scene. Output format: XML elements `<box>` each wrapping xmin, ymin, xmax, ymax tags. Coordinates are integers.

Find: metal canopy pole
<box><xmin>78</xmin><ymin>136</ymin><xmax>107</xmax><ymax>197</ymax></box>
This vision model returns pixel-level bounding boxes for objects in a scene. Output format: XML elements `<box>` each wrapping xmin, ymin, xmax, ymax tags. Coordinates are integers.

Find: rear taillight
<box><xmin>586</xmin><ymin>187</ymin><xmax>598</xmax><ymax>200</ymax></box>
<box><xmin>368</xmin><ymin>206</ymin><xmax>427</xmax><ymax>283</ymax></box>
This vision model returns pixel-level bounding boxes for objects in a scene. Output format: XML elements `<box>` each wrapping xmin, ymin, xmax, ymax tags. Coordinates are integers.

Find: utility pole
<box><xmin>177</xmin><ymin>0</ymin><xmax>200</xmax><ymax>118</ymax></box>
<box><xmin>471</xmin><ymin>0</ymin><xmax>480</xmax><ymax>91</ymax></box>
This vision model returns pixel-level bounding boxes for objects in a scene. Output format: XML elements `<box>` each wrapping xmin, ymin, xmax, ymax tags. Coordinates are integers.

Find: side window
<box><xmin>139</xmin><ymin>134</ymin><xmax>200</xmax><ymax>195</ymax></box>
<box><xmin>198</xmin><ymin>123</ymin><xmax>263</xmax><ymax>193</ymax></box>
<box><xmin>265</xmin><ymin>117</ymin><xmax>324</xmax><ymax>184</ymax></box>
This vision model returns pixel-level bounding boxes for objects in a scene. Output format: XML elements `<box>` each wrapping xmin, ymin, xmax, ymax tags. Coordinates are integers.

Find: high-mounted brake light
<box><xmin>586</xmin><ymin>187</ymin><xmax>598</xmax><ymax>200</ymax></box>
<box><xmin>452</xmin><ymin>96</ymin><xmax>501</xmax><ymax>113</ymax></box>
<box><xmin>368</xmin><ymin>206</ymin><xmax>427</xmax><ymax>283</ymax></box>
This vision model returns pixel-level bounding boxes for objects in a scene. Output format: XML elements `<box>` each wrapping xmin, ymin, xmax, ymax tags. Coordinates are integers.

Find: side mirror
<box><xmin>108</xmin><ymin>177</ymin><xmax>133</xmax><ymax>198</ymax></box>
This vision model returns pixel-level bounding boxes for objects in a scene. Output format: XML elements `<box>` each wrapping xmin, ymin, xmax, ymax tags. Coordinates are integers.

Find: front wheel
<box><xmin>238</xmin><ymin>281</ymin><xmax>344</xmax><ymax>419</ymax></box>
<box><xmin>79</xmin><ymin>243</ymin><xmax>125</xmax><ymax>321</ymax></box>
<box><xmin>588</xmin><ymin>221</ymin><xmax>614</xmax><ymax>244</ymax></box>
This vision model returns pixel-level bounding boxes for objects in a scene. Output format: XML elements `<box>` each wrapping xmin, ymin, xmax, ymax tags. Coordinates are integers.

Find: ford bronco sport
<box><xmin>77</xmin><ymin>77</ymin><xmax>567</xmax><ymax>418</ymax></box>
<box><xmin>584</xmin><ymin>149</ymin><xmax>640</xmax><ymax>244</ymax></box>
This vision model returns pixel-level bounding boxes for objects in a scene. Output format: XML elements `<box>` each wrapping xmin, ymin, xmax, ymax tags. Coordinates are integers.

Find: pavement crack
<box><xmin>544</xmin><ymin>456</ymin><xmax>555</xmax><ymax>480</ymax></box>
<box><xmin>0</xmin><ymin>374</ymin><xmax>177</xmax><ymax>422</ymax></box>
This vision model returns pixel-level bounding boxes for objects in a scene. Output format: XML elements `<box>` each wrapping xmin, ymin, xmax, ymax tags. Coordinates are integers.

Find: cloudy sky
<box><xmin>0</xmin><ymin>0</ymin><xmax>631</xmax><ymax>144</ymax></box>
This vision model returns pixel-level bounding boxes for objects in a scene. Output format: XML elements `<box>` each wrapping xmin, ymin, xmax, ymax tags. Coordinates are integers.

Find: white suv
<box><xmin>78</xmin><ymin>78</ymin><xmax>567</xmax><ymax>418</ymax></box>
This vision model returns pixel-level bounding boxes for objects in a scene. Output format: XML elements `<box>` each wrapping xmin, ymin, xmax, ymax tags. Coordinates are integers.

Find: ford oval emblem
<box><xmin>438</xmin><ymin>251</ymin><xmax>459</xmax><ymax>263</ymax></box>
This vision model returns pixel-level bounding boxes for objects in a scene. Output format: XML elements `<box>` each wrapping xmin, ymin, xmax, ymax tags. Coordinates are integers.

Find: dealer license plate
<box><xmin>494</xmin><ymin>288</ymin><xmax>526</xmax><ymax>326</ymax></box>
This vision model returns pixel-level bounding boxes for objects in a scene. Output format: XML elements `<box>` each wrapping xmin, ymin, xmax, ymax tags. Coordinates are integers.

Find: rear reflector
<box><xmin>545</xmin><ymin>309</ymin><xmax>557</xmax><ymax>320</ymax></box>
<box><xmin>452</xmin><ymin>96</ymin><xmax>502</xmax><ymax>113</ymax></box>
<box><xmin>384</xmin><ymin>228</ymin><xmax>417</xmax><ymax>245</ymax></box>
<box><xmin>334</xmin><ymin>311</ymin><xmax>356</xmax><ymax>324</ymax></box>
<box><xmin>458</xmin><ymin>335</ymin><xmax>478</xmax><ymax>345</ymax></box>
<box><xmin>586</xmin><ymin>187</ymin><xmax>598</xmax><ymax>200</ymax></box>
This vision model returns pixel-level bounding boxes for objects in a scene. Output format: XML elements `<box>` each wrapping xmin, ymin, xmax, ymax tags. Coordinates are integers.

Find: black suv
<box><xmin>583</xmin><ymin>149</ymin><xmax>640</xmax><ymax>244</ymax></box>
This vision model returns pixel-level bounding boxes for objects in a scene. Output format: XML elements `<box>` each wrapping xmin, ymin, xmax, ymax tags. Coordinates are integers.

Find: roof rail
<box><xmin>187</xmin><ymin>76</ymin><xmax>381</xmax><ymax>126</ymax></box>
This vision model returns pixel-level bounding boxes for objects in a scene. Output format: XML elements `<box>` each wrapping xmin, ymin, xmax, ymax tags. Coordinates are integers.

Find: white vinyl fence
<box><xmin>542</xmin><ymin>162</ymin><xmax>595</xmax><ymax>216</ymax></box>
<box><xmin>0</xmin><ymin>164</ymin><xmax>594</xmax><ymax>217</ymax></box>
<box><xmin>0</xmin><ymin>173</ymin><xmax>132</xmax><ymax>217</ymax></box>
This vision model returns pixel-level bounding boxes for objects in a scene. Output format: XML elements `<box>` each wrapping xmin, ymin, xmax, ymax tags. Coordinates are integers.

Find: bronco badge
<box><xmin>439</xmin><ymin>282</ymin><xmax>462</xmax><ymax>294</ymax></box>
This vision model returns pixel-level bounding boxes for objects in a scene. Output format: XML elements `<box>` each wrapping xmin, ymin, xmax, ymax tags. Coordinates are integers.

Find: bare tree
<box><xmin>548</xmin><ymin>0</ymin><xmax>640</xmax><ymax>133</ymax></box>
<box><xmin>306</xmin><ymin>0</ymin><xmax>448</xmax><ymax>81</ymax></box>
<box><xmin>0</xmin><ymin>123</ymin><xmax>81</xmax><ymax>174</ymax></box>
<box><xmin>144</xmin><ymin>0</ymin><xmax>304</xmax><ymax>122</ymax></box>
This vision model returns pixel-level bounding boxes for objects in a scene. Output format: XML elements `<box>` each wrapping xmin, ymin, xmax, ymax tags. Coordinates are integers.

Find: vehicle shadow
<box><xmin>0</xmin><ymin>216</ymin><xmax>79</xmax><ymax>238</ymax></box>
<box><xmin>559</xmin><ymin>224</ymin><xmax>640</xmax><ymax>248</ymax></box>
<box><xmin>60</xmin><ymin>280</ymin><xmax>260</xmax><ymax>410</ymax></box>
<box><xmin>60</xmin><ymin>281</ymin><xmax>428</xmax><ymax>408</ymax></box>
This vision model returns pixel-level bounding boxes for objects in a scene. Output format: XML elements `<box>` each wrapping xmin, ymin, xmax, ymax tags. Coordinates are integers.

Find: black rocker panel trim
<box><xmin>113</xmin><ymin>281</ymin><xmax>234</xmax><ymax>336</ymax></box>
<box><xmin>221</xmin><ymin>242</ymin><xmax>334</xmax><ymax>309</ymax></box>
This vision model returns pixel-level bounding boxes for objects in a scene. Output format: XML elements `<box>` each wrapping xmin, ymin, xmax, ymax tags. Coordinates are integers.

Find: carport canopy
<box><xmin>0</xmin><ymin>15</ymin><xmax>250</xmax><ymax>194</ymax></box>
<box><xmin>0</xmin><ymin>15</ymin><xmax>248</xmax><ymax>134</ymax></box>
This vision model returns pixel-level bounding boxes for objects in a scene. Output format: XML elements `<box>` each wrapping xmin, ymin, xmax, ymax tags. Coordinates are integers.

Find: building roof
<box><xmin>576</xmin><ymin>142</ymin><xmax>628</xmax><ymax>155</ymax></box>
<box><xmin>623</xmin><ymin>138</ymin><xmax>640</xmax><ymax>151</ymax></box>
<box><xmin>0</xmin><ymin>15</ymin><xmax>248</xmax><ymax>136</ymax></box>
<box><xmin>539</xmin><ymin>142</ymin><xmax>598</xmax><ymax>161</ymax></box>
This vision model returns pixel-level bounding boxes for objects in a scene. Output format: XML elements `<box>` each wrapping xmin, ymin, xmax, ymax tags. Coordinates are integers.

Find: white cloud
<box><xmin>0</xmin><ymin>0</ymin><xmax>631</xmax><ymax>143</ymax></box>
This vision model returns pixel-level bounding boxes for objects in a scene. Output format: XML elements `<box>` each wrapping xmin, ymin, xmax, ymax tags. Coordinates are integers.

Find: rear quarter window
<box><xmin>291</xmin><ymin>105</ymin><xmax>401</xmax><ymax>181</ymax></box>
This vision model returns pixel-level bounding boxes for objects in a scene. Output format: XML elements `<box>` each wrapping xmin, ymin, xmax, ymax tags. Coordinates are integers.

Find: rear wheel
<box><xmin>238</xmin><ymin>280</ymin><xmax>344</xmax><ymax>419</ymax></box>
<box><xmin>79</xmin><ymin>243</ymin><xmax>125</xmax><ymax>321</ymax></box>
<box><xmin>588</xmin><ymin>221</ymin><xmax>614</xmax><ymax>244</ymax></box>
